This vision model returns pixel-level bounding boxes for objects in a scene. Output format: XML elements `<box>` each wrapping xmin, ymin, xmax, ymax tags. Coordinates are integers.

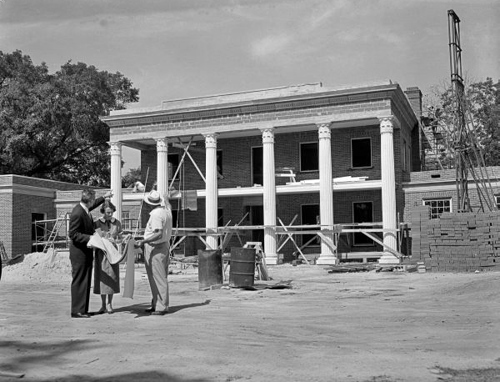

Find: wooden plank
<box><xmin>361</xmin><ymin>232</ymin><xmax>403</xmax><ymax>259</ymax></box>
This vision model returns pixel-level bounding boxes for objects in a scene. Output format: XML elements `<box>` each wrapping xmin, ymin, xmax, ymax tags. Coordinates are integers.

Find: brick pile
<box><xmin>411</xmin><ymin>206</ymin><xmax>500</xmax><ymax>272</ymax></box>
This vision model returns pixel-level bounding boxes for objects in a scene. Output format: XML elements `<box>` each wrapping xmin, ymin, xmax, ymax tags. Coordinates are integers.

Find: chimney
<box><xmin>404</xmin><ymin>87</ymin><xmax>422</xmax><ymax>118</ymax></box>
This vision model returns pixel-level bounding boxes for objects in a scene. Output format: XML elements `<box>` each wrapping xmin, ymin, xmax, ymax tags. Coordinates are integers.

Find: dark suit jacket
<box><xmin>69</xmin><ymin>197</ymin><xmax>105</xmax><ymax>257</ymax></box>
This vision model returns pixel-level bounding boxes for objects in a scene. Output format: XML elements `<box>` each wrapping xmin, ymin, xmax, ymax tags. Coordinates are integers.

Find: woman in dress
<box><xmin>93</xmin><ymin>200</ymin><xmax>122</xmax><ymax>314</ymax></box>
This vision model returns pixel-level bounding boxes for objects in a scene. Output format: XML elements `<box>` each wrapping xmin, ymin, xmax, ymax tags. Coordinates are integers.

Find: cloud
<box><xmin>251</xmin><ymin>34</ymin><xmax>293</xmax><ymax>58</ymax></box>
<box><xmin>249</xmin><ymin>0</ymin><xmax>349</xmax><ymax>61</ymax></box>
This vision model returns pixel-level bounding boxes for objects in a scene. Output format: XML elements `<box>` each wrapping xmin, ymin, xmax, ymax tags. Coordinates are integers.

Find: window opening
<box><xmin>351</xmin><ymin>138</ymin><xmax>372</xmax><ymax>168</ymax></box>
<box><xmin>249</xmin><ymin>205</ymin><xmax>264</xmax><ymax>243</ymax></box>
<box><xmin>32</xmin><ymin>213</ymin><xmax>45</xmax><ymax>252</ymax></box>
<box><xmin>168</xmin><ymin>153</ymin><xmax>180</xmax><ymax>180</ymax></box>
<box><xmin>300</xmin><ymin>142</ymin><xmax>318</xmax><ymax>172</ymax></box>
<box><xmin>122</xmin><ymin>211</ymin><xmax>132</xmax><ymax>231</ymax></box>
<box><xmin>252</xmin><ymin>146</ymin><xmax>263</xmax><ymax>186</ymax></box>
<box><xmin>423</xmin><ymin>198</ymin><xmax>452</xmax><ymax>219</ymax></box>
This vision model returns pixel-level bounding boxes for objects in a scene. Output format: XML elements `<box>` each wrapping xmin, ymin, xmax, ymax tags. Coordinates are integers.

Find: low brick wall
<box><xmin>411</xmin><ymin>206</ymin><xmax>500</xmax><ymax>272</ymax></box>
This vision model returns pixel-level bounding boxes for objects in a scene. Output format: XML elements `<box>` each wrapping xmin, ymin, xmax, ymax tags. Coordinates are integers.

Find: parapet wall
<box><xmin>411</xmin><ymin>206</ymin><xmax>500</xmax><ymax>272</ymax></box>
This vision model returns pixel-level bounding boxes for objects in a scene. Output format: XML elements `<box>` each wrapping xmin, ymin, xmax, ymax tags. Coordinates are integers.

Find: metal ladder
<box><xmin>0</xmin><ymin>241</ymin><xmax>8</xmax><ymax>263</ymax></box>
<box><xmin>43</xmin><ymin>213</ymin><xmax>67</xmax><ymax>253</ymax></box>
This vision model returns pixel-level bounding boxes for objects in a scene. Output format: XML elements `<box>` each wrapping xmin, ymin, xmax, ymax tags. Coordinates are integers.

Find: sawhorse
<box><xmin>243</xmin><ymin>242</ymin><xmax>269</xmax><ymax>281</ymax></box>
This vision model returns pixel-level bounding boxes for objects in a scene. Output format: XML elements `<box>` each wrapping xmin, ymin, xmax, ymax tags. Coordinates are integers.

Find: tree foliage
<box><xmin>423</xmin><ymin>78</ymin><xmax>500</xmax><ymax>169</ymax></box>
<box><xmin>0</xmin><ymin>50</ymin><xmax>139</xmax><ymax>186</ymax></box>
<box><xmin>122</xmin><ymin>167</ymin><xmax>141</xmax><ymax>188</ymax></box>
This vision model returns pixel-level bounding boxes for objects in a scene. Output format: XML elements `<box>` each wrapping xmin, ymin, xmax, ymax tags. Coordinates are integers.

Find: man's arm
<box><xmin>136</xmin><ymin>229</ymin><xmax>162</xmax><ymax>247</ymax></box>
<box><xmin>88</xmin><ymin>190</ymin><xmax>114</xmax><ymax>212</ymax></box>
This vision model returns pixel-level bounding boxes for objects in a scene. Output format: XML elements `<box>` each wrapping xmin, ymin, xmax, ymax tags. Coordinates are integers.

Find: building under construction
<box><xmin>99</xmin><ymin>81</ymin><xmax>421</xmax><ymax>265</ymax></box>
<box><xmin>2</xmin><ymin>79</ymin><xmax>500</xmax><ymax>272</ymax></box>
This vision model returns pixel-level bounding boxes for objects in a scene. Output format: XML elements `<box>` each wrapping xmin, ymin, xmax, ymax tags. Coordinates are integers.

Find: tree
<box><xmin>0</xmin><ymin>50</ymin><xmax>139</xmax><ymax>186</ymax></box>
<box><xmin>423</xmin><ymin>78</ymin><xmax>500</xmax><ymax>169</ymax></box>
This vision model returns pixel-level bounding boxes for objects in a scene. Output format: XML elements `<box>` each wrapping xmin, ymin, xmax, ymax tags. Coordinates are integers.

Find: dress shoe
<box><xmin>71</xmin><ymin>313</ymin><xmax>91</xmax><ymax>319</ymax></box>
<box><xmin>96</xmin><ymin>308</ymin><xmax>106</xmax><ymax>315</ymax></box>
<box><xmin>151</xmin><ymin>310</ymin><xmax>168</xmax><ymax>316</ymax></box>
<box><xmin>145</xmin><ymin>307</ymin><xmax>155</xmax><ymax>313</ymax></box>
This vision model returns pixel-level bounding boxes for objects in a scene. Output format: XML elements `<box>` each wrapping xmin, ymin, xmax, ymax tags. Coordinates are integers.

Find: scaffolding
<box><xmin>448</xmin><ymin>9</ymin><xmax>497</xmax><ymax>212</ymax></box>
<box><xmin>32</xmin><ymin>215</ymin><xmax>140</xmax><ymax>253</ymax></box>
<box><xmin>33</xmin><ymin>214</ymin><xmax>70</xmax><ymax>252</ymax></box>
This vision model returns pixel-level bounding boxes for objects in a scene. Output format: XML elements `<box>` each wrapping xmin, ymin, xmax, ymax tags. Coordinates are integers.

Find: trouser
<box><xmin>70</xmin><ymin>251</ymin><xmax>93</xmax><ymax>314</ymax></box>
<box><xmin>143</xmin><ymin>242</ymin><xmax>169</xmax><ymax>312</ymax></box>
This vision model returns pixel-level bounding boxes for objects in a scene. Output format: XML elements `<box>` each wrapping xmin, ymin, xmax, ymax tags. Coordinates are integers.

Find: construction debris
<box><xmin>230</xmin><ymin>280</ymin><xmax>293</xmax><ymax>291</ymax></box>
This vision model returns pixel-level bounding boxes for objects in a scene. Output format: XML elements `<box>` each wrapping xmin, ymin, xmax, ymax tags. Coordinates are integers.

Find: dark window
<box><xmin>168</xmin><ymin>153</ymin><xmax>180</xmax><ymax>180</ymax></box>
<box><xmin>249</xmin><ymin>205</ymin><xmax>264</xmax><ymax>243</ymax></box>
<box><xmin>32</xmin><ymin>213</ymin><xmax>46</xmax><ymax>252</ymax></box>
<box><xmin>252</xmin><ymin>147</ymin><xmax>263</xmax><ymax>185</ymax></box>
<box><xmin>351</xmin><ymin>138</ymin><xmax>372</xmax><ymax>168</ymax></box>
<box><xmin>353</xmin><ymin>202</ymin><xmax>374</xmax><ymax>246</ymax></box>
<box><xmin>171</xmin><ymin>209</ymin><xmax>178</xmax><ymax>229</ymax></box>
<box><xmin>32</xmin><ymin>213</ymin><xmax>45</xmax><ymax>241</ymax></box>
<box><xmin>301</xmin><ymin>204</ymin><xmax>320</xmax><ymax>247</ymax></box>
<box><xmin>300</xmin><ymin>142</ymin><xmax>318</xmax><ymax>172</ymax></box>
<box><xmin>218</xmin><ymin>208</ymin><xmax>224</xmax><ymax>227</ymax></box>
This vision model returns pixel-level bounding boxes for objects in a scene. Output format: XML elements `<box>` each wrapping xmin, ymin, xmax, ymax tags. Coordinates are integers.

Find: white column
<box><xmin>316</xmin><ymin>123</ymin><xmax>338</xmax><ymax>265</ymax></box>
<box><xmin>156</xmin><ymin>138</ymin><xmax>169</xmax><ymax>200</ymax></box>
<box><xmin>109</xmin><ymin>141</ymin><xmax>122</xmax><ymax>221</ymax></box>
<box><xmin>204</xmin><ymin>133</ymin><xmax>219</xmax><ymax>250</ymax></box>
<box><xmin>261</xmin><ymin>127</ymin><xmax>278</xmax><ymax>264</ymax></box>
<box><xmin>379</xmin><ymin>116</ymin><xmax>399</xmax><ymax>264</ymax></box>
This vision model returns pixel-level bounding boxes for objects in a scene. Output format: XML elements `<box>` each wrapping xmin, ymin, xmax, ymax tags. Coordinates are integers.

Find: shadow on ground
<box><xmin>432</xmin><ymin>365</ymin><xmax>500</xmax><ymax>382</ymax></box>
<box><xmin>111</xmin><ymin>299</ymin><xmax>211</xmax><ymax>318</ymax></box>
<box><xmin>0</xmin><ymin>340</ymin><xmax>209</xmax><ymax>382</ymax></box>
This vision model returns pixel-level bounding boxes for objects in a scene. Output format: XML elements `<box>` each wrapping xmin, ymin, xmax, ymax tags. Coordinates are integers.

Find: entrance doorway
<box><xmin>249</xmin><ymin>205</ymin><xmax>264</xmax><ymax>243</ymax></box>
<box><xmin>353</xmin><ymin>201</ymin><xmax>374</xmax><ymax>246</ymax></box>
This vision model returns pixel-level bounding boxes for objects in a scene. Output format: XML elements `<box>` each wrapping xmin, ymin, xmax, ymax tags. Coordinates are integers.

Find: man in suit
<box><xmin>69</xmin><ymin>188</ymin><xmax>113</xmax><ymax>318</ymax></box>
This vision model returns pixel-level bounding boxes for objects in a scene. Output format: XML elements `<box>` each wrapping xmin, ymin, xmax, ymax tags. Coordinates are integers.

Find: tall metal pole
<box><xmin>448</xmin><ymin>9</ymin><xmax>470</xmax><ymax>212</ymax></box>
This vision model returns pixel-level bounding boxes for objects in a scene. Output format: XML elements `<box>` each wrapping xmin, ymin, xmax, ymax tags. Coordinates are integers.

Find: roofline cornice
<box><xmin>101</xmin><ymin>83</ymin><xmax>402</xmax><ymax>128</ymax></box>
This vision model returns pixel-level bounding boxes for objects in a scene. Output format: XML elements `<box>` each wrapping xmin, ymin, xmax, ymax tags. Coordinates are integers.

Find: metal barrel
<box><xmin>229</xmin><ymin>247</ymin><xmax>256</xmax><ymax>287</ymax></box>
<box><xmin>197</xmin><ymin>249</ymin><xmax>223</xmax><ymax>290</ymax></box>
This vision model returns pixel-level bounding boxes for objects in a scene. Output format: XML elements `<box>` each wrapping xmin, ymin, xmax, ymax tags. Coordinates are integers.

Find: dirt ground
<box><xmin>1</xmin><ymin>252</ymin><xmax>500</xmax><ymax>382</ymax></box>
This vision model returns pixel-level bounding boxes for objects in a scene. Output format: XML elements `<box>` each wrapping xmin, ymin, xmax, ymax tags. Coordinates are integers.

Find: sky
<box><xmin>1</xmin><ymin>0</ymin><xmax>499</xmax><ymax>171</ymax></box>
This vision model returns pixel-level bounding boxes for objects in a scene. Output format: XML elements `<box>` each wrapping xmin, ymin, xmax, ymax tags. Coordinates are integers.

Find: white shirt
<box><xmin>144</xmin><ymin>207</ymin><xmax>172</xmax><ymax>245</ymax></box>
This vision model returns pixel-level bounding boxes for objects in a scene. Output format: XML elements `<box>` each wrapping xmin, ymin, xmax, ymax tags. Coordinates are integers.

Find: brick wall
<box><xmin>0</xmin><ymin>175</ymin><xmax>85</xmax><ymax>258</ymax></box>
<box><xmin>0</xmin><ymin>193</ymin><xmax>13</xmax><ymax>257</ymax></box>
<box><xmin>411</xmin><ymin>206</ymin><xmax>500</xmax><ymax>272</ymax></box>
<box><xmin>140</xmin><ymin>125</ymin><xmax>389</xmax><ymax>192</ymax></box>
<box><xmin>135</xmin><ymin>122</ymin><xmax>407</xmax><ymax>261</ymax></box>
<box><xmin>13</xmin><ymin>193</ymin><xmax>55</xmax><ymax>255</ymax></box>
<box><xmin>404</xmin><ymin>166</ymin><xmax>500</xmax><ymax>222</ymax></box>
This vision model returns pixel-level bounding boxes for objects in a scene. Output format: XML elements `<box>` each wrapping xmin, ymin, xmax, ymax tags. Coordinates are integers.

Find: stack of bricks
<box><xmin>411</xmin><ymin>207</ymin><xmax>500</xmax><ymax>272</ymax></box>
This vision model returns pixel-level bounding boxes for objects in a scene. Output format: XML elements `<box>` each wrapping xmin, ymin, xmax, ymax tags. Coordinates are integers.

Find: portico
<box><xmin>103</xmin><ymin>81</ymin><xmax>419</xmax><ymax>265</ymax></box>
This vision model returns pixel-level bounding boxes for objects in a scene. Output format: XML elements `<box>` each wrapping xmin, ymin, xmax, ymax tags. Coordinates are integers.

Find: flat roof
<box><xmin>109</xmin><ymin>80</ymin><xmax>395</xmax><ymax>117</ymax></box>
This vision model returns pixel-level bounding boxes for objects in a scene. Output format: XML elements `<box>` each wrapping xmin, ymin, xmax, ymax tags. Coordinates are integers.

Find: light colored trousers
<box><xmin>143</xmin><ymin>242</ymin><xmax>169</xmax><ymax>312</ymax></box>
